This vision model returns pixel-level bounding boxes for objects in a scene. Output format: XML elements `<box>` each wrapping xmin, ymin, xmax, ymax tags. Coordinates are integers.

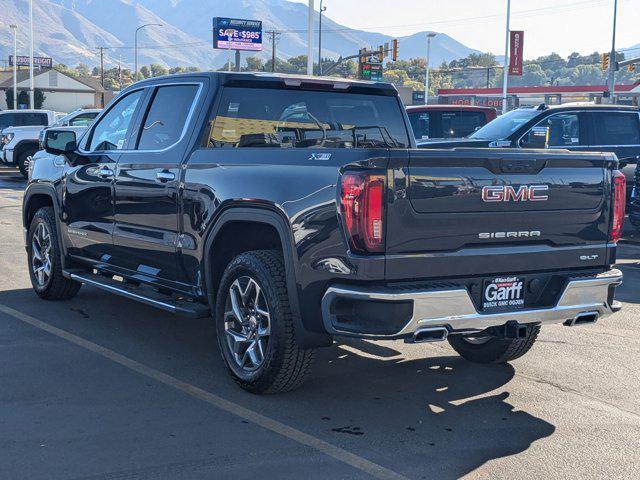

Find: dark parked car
<box><xmin>24</xmin><ymin>73</ymin><xmax>624</xmax><ymax>393</ymax></box>
<box><xmin>406</xmin><ymin>104</ymin><xmax>497</xmax><ymax>140</ymax></box>
<box><xmin>418</xmin><ymin>104</ymin><xmax>640</xmax><ymax>197</ymax></box>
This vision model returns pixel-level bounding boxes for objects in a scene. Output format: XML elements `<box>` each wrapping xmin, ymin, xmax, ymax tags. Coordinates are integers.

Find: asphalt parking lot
<box><xmin>1</xmin><ymin>167</ymin><xmax>639</xmax><ymax>480</ymax></box>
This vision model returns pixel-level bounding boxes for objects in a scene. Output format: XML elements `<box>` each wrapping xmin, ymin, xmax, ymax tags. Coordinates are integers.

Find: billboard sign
<box><xmin>508</xmin><ymin>30</ymin><xmax>524</xmax><ymax>76</ymax></box>
<box><xmin>9</xmin><ymin>55</ymin><xmax>53</xmax><ymax>68</ymax></box>
<box><xmin>213</xmin><ymin>17</ymin><xmax>263</xmax><ymax>52</ymax></box>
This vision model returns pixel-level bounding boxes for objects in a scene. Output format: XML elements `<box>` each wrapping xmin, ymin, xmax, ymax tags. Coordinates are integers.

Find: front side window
<box><xmin>205</xmin><ymin>87</ymin><xmax>410</xmax><ymax>149</ymax></box>
<box><xmin>408</xmin><ymin>111</ymin><xmax>431</xmax><ymax>140</ymax></box>
<box><xmin>137</xmin><ymin>85</ymin><xmax>198</xmax><ymax>150</ymax></box>
<box><xmin>0</xmin><ymin>114</ymin><xmax>16</xmax><ymax>130</ymax></box>
<box><xmin>592</xmin><ymin>112</ymin><xmax>640</xmax><ymax>146</ymax></box>
<box><xmin>88</xmin><ymin>90</ymin><xmax>143</xmax><ymax>151</ymax></box>
<box><xmin>68</xmin><ymin>112</ymin><xmax>99</xmax><ymax>127</ymax></box>
<box><xmin>533</xmin><ymin>113</ymin><xmax>581</xmax><ymax>147</ymax></box>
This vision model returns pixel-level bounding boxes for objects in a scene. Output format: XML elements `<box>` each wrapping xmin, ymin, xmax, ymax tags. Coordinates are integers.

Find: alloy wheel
<box><xmin>31</xmin><ymin>222</ymin><xmax>52</xmax><ymax>287</ymax></box>
<box><xmin>223</xmin><ymin>276</ymin><xmax>271</xmax><ymax>372</ymax></box>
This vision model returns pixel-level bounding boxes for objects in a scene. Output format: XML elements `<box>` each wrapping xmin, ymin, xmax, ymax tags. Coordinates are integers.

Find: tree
<box><xmin>34</xmin><ymin>89</ymin><xmax>46</xmax><ymax>109</ymax></box>
<box><xmin>5</xmin><ymin>89</ymin><xmax>14</xmax><ymax>109</ymax></box>
<box><xmin>244</xmin><ymin>56</ymin><xmax>265</xmax><ymax>72</ymax></box>
<box><xmin>149</xmin><ymin>64</ymin><xmax>168</xmax><ymax>77</ymax></box>
<box><xmin>139</xmin><ymin>65</ymin><xmax>151</xmax><ymax>79</ymax></box>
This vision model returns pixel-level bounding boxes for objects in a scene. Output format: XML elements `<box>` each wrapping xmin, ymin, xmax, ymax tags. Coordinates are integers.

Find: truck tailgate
<box><xmin>385</xmin><ymin>149</ymin><xmax>615</xmax><ymax>280</ymax></box>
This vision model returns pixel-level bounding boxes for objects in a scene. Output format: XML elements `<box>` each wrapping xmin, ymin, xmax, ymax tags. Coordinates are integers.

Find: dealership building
<box><xmin>0</xmin><ymin>68</ymin><xmax>106</xmax><ymax>113</ymax></box>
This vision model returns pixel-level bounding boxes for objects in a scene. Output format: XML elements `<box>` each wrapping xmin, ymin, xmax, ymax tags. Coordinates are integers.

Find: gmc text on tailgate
<box><xmin>24</xmin><ymin>72</ymin><xmax>624</xmax><ymax>393</ymax></box>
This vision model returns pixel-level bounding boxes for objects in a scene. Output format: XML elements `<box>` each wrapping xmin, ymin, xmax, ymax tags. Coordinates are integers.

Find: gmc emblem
<box><xmin>482</xmin><ymin>185</ymin><xmax>549</xmax><ymax>202</ymax></box>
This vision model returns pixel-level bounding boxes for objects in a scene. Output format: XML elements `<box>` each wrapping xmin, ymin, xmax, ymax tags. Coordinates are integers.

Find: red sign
<box><xmin>509</xmin><ymin>30</ymin><xmax>524</xmax><ymax>76</ymax></box>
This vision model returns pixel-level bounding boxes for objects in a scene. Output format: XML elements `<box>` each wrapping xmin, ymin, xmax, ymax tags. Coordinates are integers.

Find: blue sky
<box><xmin>291</xmin><ymin>0</ymin><xmax>639</xmax><ymax>58</ymax></box>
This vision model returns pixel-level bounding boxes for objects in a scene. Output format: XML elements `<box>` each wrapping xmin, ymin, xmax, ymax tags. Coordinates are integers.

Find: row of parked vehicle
<box><xmin>24</xmin><ymin>72</ymin><xmax>628</xmax><ymax>393</ymax></box>
<box><xmin>0</xmin><ymin>108</ymin><xmax>100</xmax><ymax>177</ymax></box>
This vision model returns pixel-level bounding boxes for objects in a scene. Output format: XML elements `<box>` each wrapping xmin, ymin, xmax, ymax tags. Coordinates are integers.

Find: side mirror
<box><xmin>520</xmin><ymin>126</ymin><xmax>549</xmax><ymax>149</ymax></box>
<box><xmin>44</xmin><ymin>129</ymin><xmax>77</xmax><ymax>156</ymax></box>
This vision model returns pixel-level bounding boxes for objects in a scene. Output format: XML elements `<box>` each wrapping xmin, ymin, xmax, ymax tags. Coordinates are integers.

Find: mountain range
<box><xmin>0</xmin><ymin>0</ymin><xmax>481</xmax><ymax>70</ymax></box>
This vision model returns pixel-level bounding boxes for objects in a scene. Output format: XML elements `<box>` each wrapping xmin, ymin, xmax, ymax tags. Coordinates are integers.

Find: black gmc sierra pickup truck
<box><xmin>24</xmin><ymin>72</ymin><xmax>624</xmax><ymax>393</ymax></box>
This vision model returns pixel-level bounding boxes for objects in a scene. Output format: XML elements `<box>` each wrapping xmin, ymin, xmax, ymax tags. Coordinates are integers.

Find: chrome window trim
<box><xmin>79</xmin><ymin>82</ymin><xmax>204</xmax><ymax>155</ymax></box>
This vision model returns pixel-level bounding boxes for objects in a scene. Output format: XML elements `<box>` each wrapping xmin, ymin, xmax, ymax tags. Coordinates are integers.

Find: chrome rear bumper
<box><xmin>321</xmin><ymin>269</ymin><xmax>622</xmax><ymax>339</ymax></box>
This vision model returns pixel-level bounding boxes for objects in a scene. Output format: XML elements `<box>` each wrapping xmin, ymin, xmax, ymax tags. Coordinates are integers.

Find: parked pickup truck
<box><xmin>24</xmin><ymin>72</ymin><xmax>624</xmax><ymax>393</ymax></box>
<box><xmin>1</xmin><ymin>109</ymin><xmax>99</xmax><ymax>178</ymax></box>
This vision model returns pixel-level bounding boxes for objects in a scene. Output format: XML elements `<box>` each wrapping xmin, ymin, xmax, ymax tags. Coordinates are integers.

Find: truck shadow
<box><xmin>0</xmin><ymin>287</ymin><xmax>556</xmax><ymax>480</ymax></box>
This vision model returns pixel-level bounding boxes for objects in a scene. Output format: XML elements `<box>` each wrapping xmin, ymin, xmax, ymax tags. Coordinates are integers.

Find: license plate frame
<box><xmin>482</xmin><ymin>276</ymin><xmax>525</xmax><ymax>312</ymax></box>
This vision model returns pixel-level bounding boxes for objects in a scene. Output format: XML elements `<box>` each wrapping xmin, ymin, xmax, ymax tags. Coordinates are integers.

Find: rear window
<box><xmin>204</xmin><ymin>87</ymin><xmax>409</xmax><ymax>149</ymax></box>
<box><xmin>440</xmin><ymin>111</ymin><xmax>486</xmax><ymax>138</ymax></box>
<box><xmin>592</xmin><ymin>112</ymin><xmax>640</xmax><ymax>146</ymax></box>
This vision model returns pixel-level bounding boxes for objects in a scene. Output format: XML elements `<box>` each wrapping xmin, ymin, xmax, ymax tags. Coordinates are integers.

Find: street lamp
<box><xmin>501</xmin><ymin>0</ymin><xmax>512</xmax><ymax>114</ymax></box>
<box><xmin>307</xmin><ymin>0</ymin><xmax>314</xmax><ymax>75</ymax></box>
<box><xmin>135</xmin><ymin>23</ymin><xmax>162</xmax><ymax>81</ymax></box>
<box><xmin>9</xmin><ymin>24</ymin><xmax>17</xmax><ymax>110</ymax></box>
<box><xmin>424</xmin><ymin>33</ymin><xmax>436</xmax><ymax>105</ymax></box>
<box><xmin>318</xmin><ymin>0</ymin><xmax>327</xmax><ymax>75</ymax></box>
<box><xmin>606</xmin><ymin>0</ymin><xmax>618</xmax><ymax>103</ymax></box>
<box><xmin>225</xmin><ymin>29</ymin><xmax>237</xmax><ymax>72</ymax></box>
<box><xmin>29</xmin><ymin>0</ymin><xmax>34</xmax><ymax>108</ymax></box>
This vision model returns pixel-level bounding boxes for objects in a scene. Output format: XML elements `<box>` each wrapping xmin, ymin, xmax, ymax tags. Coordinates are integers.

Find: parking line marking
<box><xmin>0</xmin><ymin>303</ymin><xmax>408</xmax><ymax>480</ymax></box>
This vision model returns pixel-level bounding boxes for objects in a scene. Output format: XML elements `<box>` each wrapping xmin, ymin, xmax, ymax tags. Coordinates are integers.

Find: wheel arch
<box><xmin>203</xmin><ymin>206</ymin><xmax>330</xmax><ymax>348</ymax></box>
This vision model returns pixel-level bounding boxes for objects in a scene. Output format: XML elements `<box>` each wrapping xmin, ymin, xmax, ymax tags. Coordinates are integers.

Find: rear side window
<box><xmin>441</xmin><ymin>111</ymin><xmax>485</xmax><ymax>138</ymax></box>
<box><xmin>137</xmin><ymin>85</ymin><xmax>199</xmax><ymax>151</ymax></box>
<box><xmin>534</xmin><ymin>112</ymin><xmax>582</xmax><ymax>147</ymax></box>
<box><xmin>408</xmin><ymin>112</ymin><xmax>431</xmax><ymax>140</ymax></box>
<box><xmin>592</xmin><ymin>112</ymin><xmax>640</xmax><ymax>146</ymax></box>
<box><xmin>204</xmin><ymin>87</ymin><xmax>409</xmax><ymax>149</ymax></box>
<box><xmin>14</xmin><ymin>113</ymin><xmax>48</xmax><ymax>127</ymax></box>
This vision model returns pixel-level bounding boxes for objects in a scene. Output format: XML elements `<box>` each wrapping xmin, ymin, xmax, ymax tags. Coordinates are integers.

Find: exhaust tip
<box><xmin>564</xmin><ymin>312</ymin><xmax>599</xmax><ymax>327</ymax></box>
<box><xmin>411</xmin><ymin>327</ymin><xmax>448</xmax><ymax>343</ymax></box>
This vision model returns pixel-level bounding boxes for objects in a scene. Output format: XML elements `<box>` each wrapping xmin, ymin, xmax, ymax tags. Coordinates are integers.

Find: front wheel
<box><xmin>215</xmin><ymin>250</ymin><xmax>315</xmax><ymax>394</ymax></box>
<box><xmin>447</xmin><ymin>324</ymin><xmax>540</xmax><ymax>363</ymax></box>
<box><xmin>27</xmin><ymin>207</ymin><xmax>81</xmax><ymax>300</ymax></box>
<box><xmin>18</xmin><ymin>146</ymin><xmax>37</xmax><ymax>179</ymax></box>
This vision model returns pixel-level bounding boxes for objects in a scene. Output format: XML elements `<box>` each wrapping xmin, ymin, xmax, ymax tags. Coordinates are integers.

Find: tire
<box><xmin>215</xmin><ymin>250</ymin><xmax>315</xmax><ymax>394</ymax></box>
<box><xmin>27</xmin><ymin>207</ymin><xmax>82</xmax><ymax>300</ymax></box>
<box><xmin>18</xmin><ymin>146</ymin><xmax>37</xmax><ymax>179</ymax></box>
<box><xmin>447</xmin><ymin>324</ymin><xmax>540</xmax><ymax>364</ymax></box>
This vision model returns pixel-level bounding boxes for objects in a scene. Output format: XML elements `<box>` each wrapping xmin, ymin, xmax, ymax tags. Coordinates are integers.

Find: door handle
<box><xmin>97</xmin><ymin>166</ymin><xmax>114</xmax><ymax>178</ymax></box>
<box><xmin>156</xmin><ymin>170</ymin><xmax>175</xmax><ymax>183</ymax></box>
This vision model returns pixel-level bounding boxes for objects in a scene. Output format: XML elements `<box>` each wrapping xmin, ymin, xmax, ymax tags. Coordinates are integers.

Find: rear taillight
<box><xmin>340</xmin><ymin>172</ymin><xmax>385</xmax><ymax>254</ymax></box>
<box><xmin>610</xmin><ymin>170</ymin><xmax>626</xmax><ymax>243</ymax></box>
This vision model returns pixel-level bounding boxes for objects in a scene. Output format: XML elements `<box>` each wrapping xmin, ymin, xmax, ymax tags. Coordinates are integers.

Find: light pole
<box><xmin>29</xmin><ymin>0</ymin><xmax>34</xmax><ymax>108</ymax></box>
<box><xmin>307</xmin><ymin>0</ymin><xmax>314</xmax><ymax>75</ymax></box>
<box><xmin>606</xmin><ymin>0</ymin><xmax>618</xmax><ymax>104</ymax></box>
<box><xmin>501</xmin><ymin>0</ymin><xmax>512</xmax><ymax>114</ymax></box>
<box><xmin>135</xmin><ymin>23</ymin><xmax>162</xmax><ymax>81</ymax></box>
<box><xmin>10</xmin><ymin>24</ymin><xmax>17</xmax><ymax>110</ymax></box>
<box><xmin>318</xmin><ymin>0</ymin><xmax>327</xmax><ymax>75</ymax></box>
<box><xmin>226</xmin><ymin>29</ymin><xmax>237</xmax><ymax>72</ymax></box>
<box><xmin>424</xmin><ymin>33</ymin><xmax>436</xmax><ymax>105</ymax></box>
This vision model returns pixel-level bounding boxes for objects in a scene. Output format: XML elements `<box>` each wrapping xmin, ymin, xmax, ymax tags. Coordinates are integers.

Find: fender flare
<box><xmin>203</xmin><ymin>206</ymin><xmax>331</xmax><ymax>348</ymax></box>
<box><xmin>23</xmin><ymin>184</ymin><xmax>68</xmax><ymax>269</ymax></box>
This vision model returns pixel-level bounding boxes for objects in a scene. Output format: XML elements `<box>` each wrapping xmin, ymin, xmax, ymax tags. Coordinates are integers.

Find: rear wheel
<box><xmin>27</xmin><ymin>207</ymin><xmax>81</xmax><ymax>300</ymax></box>
<box><xmin>215</xmin><ymin>250</ymin><xmax>315</xmax><ymax>394</ymax></box>
<box><xmin>18</xmin><ymin>146</ymin><xmax>37</xmax><ymax>179</ymax></box>
<box><xmin>447</xmin><ymin>324</ymin><xmax>540</xmax><ymax>363</ymax></box>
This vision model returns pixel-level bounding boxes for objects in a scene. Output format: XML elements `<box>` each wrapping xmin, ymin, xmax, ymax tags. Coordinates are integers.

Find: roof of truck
<box><xmin>130</xmin><ymin>71</ymin><xmax>399</xmax><ymax>95</ymax></box>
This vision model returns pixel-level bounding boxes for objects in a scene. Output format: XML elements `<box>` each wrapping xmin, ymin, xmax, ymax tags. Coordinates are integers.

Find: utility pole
<box><xmin>606</xmin><ymin>0</ymin><xmax>618</xmax><ymax>104</ymax></box>
<box><xmin>424</xmin><ymin>33</ymin><xmax>436</xmax><ymax>105</ymax></box>
<box><xmin>29</xmin><ymin>0</ymin><xmax>34</xmax><ymax>109</ymax></box>
<box><xmin>98</xmin><ymin>47</ymin><xmax>106</xmax><ymax>107</ymax></box>
<box><xmin>307</xmin><ymin>0</ymin><xmax>314</xmax><ymax>75</ymax></box>
<box><xmin>267</xmin><ymin>30</ymin><xmax>281</xmax><ymax>72</ymax></box>
<box><xmin>10</xmin><ymin>24</ymin><xmax>17</xmax><ymax>110</ymax></box>
<box><xmin>501</xmin><ymin>0</ymin><xmax>511</xmax><ymax>114</ymax></box>
<box><xmin>318</xmin><ymin>0</ymin><xmax>327</xmax><ymax>75</ymax></box>
<box><xmin>118</xmin><ymin>55</ymin><xmax>123</xmax><ymax>90</ymax></box>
